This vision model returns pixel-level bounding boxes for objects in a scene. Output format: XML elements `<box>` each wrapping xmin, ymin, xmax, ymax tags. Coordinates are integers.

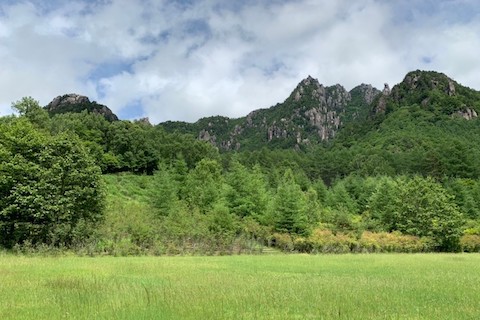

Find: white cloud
<box><xmin>0</xmin><ymin>0</ymin><xmax>480</xmax><ymax>121</ymax></box>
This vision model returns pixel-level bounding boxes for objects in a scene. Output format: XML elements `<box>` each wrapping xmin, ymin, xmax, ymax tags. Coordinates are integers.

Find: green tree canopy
<box><xmin>273</xmin><ymin>169</ymin><xmax>309</xmax><ymax>236</ymax></box>
<box><xmin>0</xmin><ymin>118</ymin><xmax>105</xmax><ymax>248</ymax></box>
<box><xmin>369</xmin><ymin>176</ymin><xmax>464</xmax><ymax>251</ymax></box>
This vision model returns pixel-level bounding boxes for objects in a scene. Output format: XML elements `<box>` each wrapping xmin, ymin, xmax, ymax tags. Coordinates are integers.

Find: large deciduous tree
<box><xmin>369</xmin><ymin>176</ymin><xmax>464</xmax><ymax>251</ymax></box>
<box><xmin>0</xmin><ymin>117</ymin><xmax>105</xmax><ymax>248</ymax></box>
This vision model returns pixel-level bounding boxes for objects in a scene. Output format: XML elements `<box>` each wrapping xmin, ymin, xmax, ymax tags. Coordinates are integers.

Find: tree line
<box><xmin>1</xmin><ymin>97</ymin><xmax>480</xmax><ymax>253</ymax></box>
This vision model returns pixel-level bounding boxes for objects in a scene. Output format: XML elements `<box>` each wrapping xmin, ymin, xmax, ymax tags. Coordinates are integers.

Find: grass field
<box><xmin>1</xmin><ymin>254</ymin><xmax>479</xmax><ymax>319</ymax></box>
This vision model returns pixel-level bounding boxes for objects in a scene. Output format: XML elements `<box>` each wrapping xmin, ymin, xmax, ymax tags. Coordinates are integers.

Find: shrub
<box><xmin>271</xmin><ymin>233</ymin><xmax>294</xmax><ymax>252</ymax></box>
<box><xmin>357</xmin><ymin>231</ymin><xmax>429</xmax><ymax>253</ymax></box>
<box><xmin>460</xmin><ymin>234</ymin><xmax>480</xmax><ymax>252</ymax></box>
<box><xmin>303</xmin><ymin>229</ymin><xmax>356</xmax><ymax>253</ymax></box>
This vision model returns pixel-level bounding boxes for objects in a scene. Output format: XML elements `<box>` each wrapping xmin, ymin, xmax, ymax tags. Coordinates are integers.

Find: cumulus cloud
<box><xmin>0</xmin><ymin>0</ymin><xmax>480</xmax><ymax>121</ymax></box>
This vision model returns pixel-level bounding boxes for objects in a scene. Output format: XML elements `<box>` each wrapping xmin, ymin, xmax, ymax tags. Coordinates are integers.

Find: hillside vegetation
<box><xmin>1</xmin><ymin>70</ymin><xmax>480</xmax><ymax>254</ymax></box>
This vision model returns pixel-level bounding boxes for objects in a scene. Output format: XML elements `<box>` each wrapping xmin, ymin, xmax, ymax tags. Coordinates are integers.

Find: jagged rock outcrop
<box><xmin>45</xmin><ymin>93</ymin><xmax>119</xmax><ymax>121</ymax></box>
<box><xmin>48</xmin><ymin>94</ymin><xmax>90</xmax><ymax>107</ymax></box>
<box><xmin>373</xmin><ymin>83</ymin><xmax>391</xmax><ymax>114</ymax></box>
<box><xmin>355</xmin><ymin>84</ymin><xmax>380</xmax><ymax>105</ymax></box>
<box><xmin>454</xmin><ymin>108</ymin><xmax>478</xmax><ymax>120</ymax></box>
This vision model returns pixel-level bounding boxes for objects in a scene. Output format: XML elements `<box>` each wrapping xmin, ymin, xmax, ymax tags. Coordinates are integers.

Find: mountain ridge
<box><xmin>160</xmin><ymin>75</ymin><xmax>381</xmax><ymax>151</ymax></box>
<box><xmin>160</xmin><ymin>70</ymin><xmax>479</xmax><ymax>151</ymax></box>
<box><xmin>43</xmin><ymin>70</ymin><xmax>480</xmax><ymax>152</ymax></box>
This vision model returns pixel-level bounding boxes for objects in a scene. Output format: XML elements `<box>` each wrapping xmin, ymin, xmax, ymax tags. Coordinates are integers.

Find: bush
<box><xmin>357</xmin><ymin>231</ymin><xmax>430</xmax><ymax>253</ymax></box>
<box><xmin>271</xmin><ymin>233</ymin><xmax>294</xmax><ymax>252</ymax></box>
<box><xmin>460</xmin><ymin>235</ymin><xmax>480</xmax><ymax>252</ymax></box>
<box><xmin>278</xmin><ymin>229</ymin><xmax>432</xmax><ymax>254</ymax></box>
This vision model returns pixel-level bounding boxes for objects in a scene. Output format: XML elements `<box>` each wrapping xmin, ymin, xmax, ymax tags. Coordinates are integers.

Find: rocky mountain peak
<box><xmin>382</xmin><ymin>83</ymin><xmax>391</xmax><ymax>95</ymax></box>
<box><xmin>395</xmin><ymin>70</ymin><xmax>456</xmax><ymax>98</ymax></box>
<box><xmin>372</xmin><ymin>70</ymin><xmax>480</xmax><ymax>119</ymax></box>
<box><xmin>351</xmin><ymin>84</ymin><xmax>381</xmax><ymax>105</ymax></box>
<box><xmin>45</xmin><ymin>93</ymin><xmax>119</xmax><ymax>122</ymax></box>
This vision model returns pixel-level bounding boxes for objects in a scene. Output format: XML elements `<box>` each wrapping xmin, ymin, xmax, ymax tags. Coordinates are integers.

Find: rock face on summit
<box><xmin>46</xmin><ymin>94</ymin><xmax>119</xmax><ymax>121</ymax></box>
<box><xmin>289</xmin><ymin>76</ymin><xmax>351</xmax><ymax>141</ymax></box>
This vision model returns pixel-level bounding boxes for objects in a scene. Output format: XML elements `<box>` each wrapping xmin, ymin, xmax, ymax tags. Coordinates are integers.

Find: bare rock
<box><xmin>454</xmin><ymin>108</ymin><xmax>478</xmax><ymax>120</ymax></box>
<box><xmin>46</xmin><ymin>93</ymin><xmax>119</xmax><ymax>121</ymax></box>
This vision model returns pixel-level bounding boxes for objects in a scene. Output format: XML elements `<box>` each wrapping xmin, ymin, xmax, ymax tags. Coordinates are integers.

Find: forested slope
<box><xmin>1</xmin><ymin>70</ymin><xmax>480</xmax><ymax>254</ymax></box>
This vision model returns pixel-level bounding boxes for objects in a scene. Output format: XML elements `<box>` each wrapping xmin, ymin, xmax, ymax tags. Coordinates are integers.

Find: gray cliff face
<box><xmin>46</xmin><ymin>93</ymin><xmax>119</xmax><ymax>122</ymax></box>
<box><xmin>47</xmin><ymin>94</ymin><xmax>89</xmax><ymax>108</ymax></box>
<box><xmin>454</xmin><ymin>108</ymin><xmax>478</xmax><ymax>120</ymax></box>
<box><xmin>296</xmin><ymin>80</ymin><xmax>351</xmax><ymax>141</ymax></box>
<box><xmin>357</xmin><ymin>84</ymin><xmax>380</xmax><ymax>105</ymax></box>
<box><xmin>374</xmin><ymin>83</ymin><xmax>391</xmax><ymax>114</ymax></box>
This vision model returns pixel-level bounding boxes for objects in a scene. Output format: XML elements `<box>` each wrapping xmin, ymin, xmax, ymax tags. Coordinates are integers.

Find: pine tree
<box><xmin>273</xmin><ymin>169</ymin><xmax>309</xmax><ymax>235</ymax></box>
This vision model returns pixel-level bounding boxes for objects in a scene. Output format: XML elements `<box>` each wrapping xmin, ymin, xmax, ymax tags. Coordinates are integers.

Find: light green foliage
<box><xmin>151</xmin><ymin>165</ymin><xmax>181</xmax><ymax>217</ymax></box>
<box><xmin>273</xmin><ymin>169</ymin><xmax>309</xmax><ymax>235</ymax></box>
<box><xmin>11</xmin><ymin>97</ymin><xmax>50</xmax><ymax>129</ymax></box>
<box><xmin>312</xmin><ymin>178</ymin><xmax>328</xmax><ymax>205</ymax></box>
<box><xmin>225</xmin><ymin>162</ymin><xmax>269</xmax><ymax>222</ymax></box>
<box><xmin>304</xmin><ymin>187</ymin><xmax>321</xmax><ymax>225</ymax></box>
<box><xmin>325</xmin><ymin>180</ymin><xmax>358</xmax><ymax>214</ymax></box>
<box><xmin>184</xmin><ymin>159</ymin><xmax>225</xmax><ymax>214</ymax></box>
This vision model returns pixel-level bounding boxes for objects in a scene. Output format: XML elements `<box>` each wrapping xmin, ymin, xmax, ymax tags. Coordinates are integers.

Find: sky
<box><xmin>1</xmin><ymin>0</ymin><xmax>480</xmax><ymax>123</ymax></box>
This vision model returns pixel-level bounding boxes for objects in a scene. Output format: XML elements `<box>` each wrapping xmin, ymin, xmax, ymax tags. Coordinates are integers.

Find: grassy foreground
<box><xmin>0</xmin><ymin>254</ymin><xmax>479</xmax><ymax>319</ymax></box>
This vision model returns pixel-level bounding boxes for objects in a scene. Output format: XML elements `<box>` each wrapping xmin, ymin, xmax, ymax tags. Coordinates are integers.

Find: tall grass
<box><xmin>1</xmin><ymin>254</ymin><xmax>479</xmax><ymax>319</ymax></box>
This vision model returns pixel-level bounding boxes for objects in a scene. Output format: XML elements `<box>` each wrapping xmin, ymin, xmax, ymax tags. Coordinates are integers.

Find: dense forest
<box><xmin>1</xmin><ymin>70</ymin><xmax>480</xmax><ymax>254</ymax></box>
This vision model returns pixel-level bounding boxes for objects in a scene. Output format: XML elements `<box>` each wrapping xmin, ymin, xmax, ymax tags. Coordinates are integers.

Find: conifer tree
<box><xmin>273</xmin><ymin>169</ymin><xmax>309</xmax><ymax>235</ymax></box>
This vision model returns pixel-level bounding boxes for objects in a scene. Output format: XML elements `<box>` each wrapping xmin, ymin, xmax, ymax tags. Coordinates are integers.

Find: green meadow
<box><xmin>1</xmin><ymin>254</ymin><xmax>479</xmax><ymax>319</ymax></box>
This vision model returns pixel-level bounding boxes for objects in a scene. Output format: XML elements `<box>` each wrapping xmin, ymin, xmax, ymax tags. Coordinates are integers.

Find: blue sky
<box><xmin>1</xmin><ymin>0</ymin><xmax>479</xmax><ymax>123</ymax></box>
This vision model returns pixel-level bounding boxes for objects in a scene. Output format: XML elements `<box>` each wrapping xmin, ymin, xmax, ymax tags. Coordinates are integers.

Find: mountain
<box><xmin>373</xmin><ymin>70</ymin><xmax>479</xmax><ymax>119</ymax></box>
<box><xmin>45</xmin><ymin>93</ymin><xmax>119</xmax><ymax>122</ymax></box>
<box><xmin>160</xmin><ymin>76</ymin><xmax>380</xmax><ymax>151</ymax></box>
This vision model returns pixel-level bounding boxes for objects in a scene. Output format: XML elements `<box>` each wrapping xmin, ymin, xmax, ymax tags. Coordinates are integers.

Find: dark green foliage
<box><xmin>444</xmin><ymin>178</ymin><xmax>480</xmax><ymax>220</ymax></box>
<box><xmin>105</xmin><ymin>120</ymin><xmax>160</xmax><ymax>173</ymax></box>
<box><xmin>0</xmin><ymin>118</ymin><xmax>104</xmax><ymax>248</ymax></box>
<box><xmin>368</xmin><ymin>176</ymin><xmax>464</xmax><ymax>251</ymax></box>
<box><xmin>48</xmin><ymin>110</ymin><xmax>219</xmax><ymax>174</ymax></box>
<box><xmin>386</xmin><ymin>70</ymin><xmax>480</xmax><ymax>116</ymax></box>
